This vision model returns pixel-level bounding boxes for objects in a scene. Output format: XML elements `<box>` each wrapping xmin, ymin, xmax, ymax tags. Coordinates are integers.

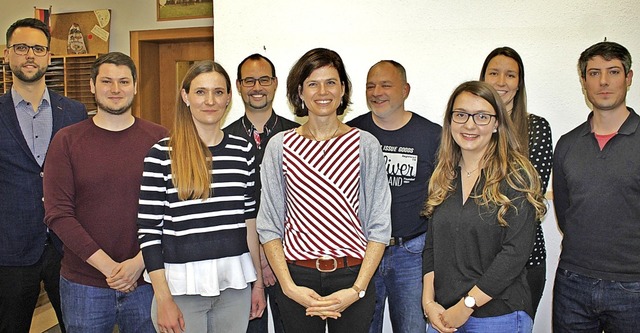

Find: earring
<box><xmin>301</xmin><ymin>101</ymin><xmax>305</xmax><ymax>110</ymax></box>
<box><xmin>492</xmin><ymin>128</ymin><xmax>497</xmax><ymax>133</ymax></box>
<box><xmin>186</xmin><ymin>102</ymin><xmax>190</xmax><ymax>107</ymax></box>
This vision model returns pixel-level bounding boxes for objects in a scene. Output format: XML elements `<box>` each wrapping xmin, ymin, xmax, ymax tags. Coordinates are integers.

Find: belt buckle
<box><xmin>316</xmin><ymin>255</ymin><xmax>337</xmax><ymax>272</ymax></box>
<box><xmin>388</xmin><ymin>237</ymin><xmax>397</xmax><ymax>246</ymax></box>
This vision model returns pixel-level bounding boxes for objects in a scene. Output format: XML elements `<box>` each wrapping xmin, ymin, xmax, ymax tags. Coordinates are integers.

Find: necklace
<box><xmin>307</xmin><ymin>125</ymin><xmax>341</xmax><ymax>141</ymax></box>
<box><xmin>306</xmin><ymin>125</ymin><xmax>341</xmax><ymax>156</ymax></box>
<box><xmin>462</xmin><ymin>165</ymin><xmax>480</xmax><ymax>178</ymax></box>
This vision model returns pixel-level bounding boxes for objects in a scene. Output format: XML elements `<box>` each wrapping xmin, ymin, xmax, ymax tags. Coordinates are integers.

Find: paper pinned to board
<box><xmin>91</xmin><ymin>25</ymin><xmax>110</xmax><ymax>42</ymax></box>
<box><xmin>50</xmin><ymin>9</ymin><xmax>111</xmax><ymax>55</ymax></box>
<box><xmin>94</xmin><ymin>10</ymin><xmax>110</xmax><ymax>28</ymax></box>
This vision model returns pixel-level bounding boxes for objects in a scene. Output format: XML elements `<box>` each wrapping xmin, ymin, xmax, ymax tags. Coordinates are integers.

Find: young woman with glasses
<box><xmin>421</xmin><ymin>81</ymin><xmax>546</xmax><ymax>333</ymax></box>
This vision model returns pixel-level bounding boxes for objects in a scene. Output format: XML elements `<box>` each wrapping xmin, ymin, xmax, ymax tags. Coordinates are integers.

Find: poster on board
<box><xmin>49</xmin><ymin>9</ymin><xmax>111</xmax><ymax>55</ymax></box>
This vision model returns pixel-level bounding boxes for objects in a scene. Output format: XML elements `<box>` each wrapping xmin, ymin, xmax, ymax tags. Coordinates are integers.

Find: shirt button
<box><xmin>40</xmin><ymin>172</ymin><xmax>44</xmax><ymax>177</ymax></box>
<box><xmin>42</xmin><ymin>197</ymin><xmax>45</xmax><ymax>202</ymax></box>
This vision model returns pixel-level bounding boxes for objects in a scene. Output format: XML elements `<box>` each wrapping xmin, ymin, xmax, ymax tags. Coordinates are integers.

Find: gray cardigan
<box><xmin>257</xmin><ymin>129</ymin><xmax>391</xmax><ymax>246</ymax></box>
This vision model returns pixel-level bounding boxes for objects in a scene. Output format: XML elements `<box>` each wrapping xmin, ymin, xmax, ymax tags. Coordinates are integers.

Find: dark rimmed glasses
<box><xmin>240</xmin><ymin>76</ymin><xmax>275</xmax><ymax>87</ymax></box>
<box><xmin>8</xmin><ymin>43</ymin><xmax>49</xmax><ymax>57</ymax></box>
<box><xmin>451</xmin><ymin>111</ymin><xmax>496</xmax><ymax>126</ymax></box>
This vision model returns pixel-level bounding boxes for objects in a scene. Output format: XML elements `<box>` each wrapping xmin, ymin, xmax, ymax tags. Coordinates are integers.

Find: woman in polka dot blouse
<box><xmin>479</xmin><ymin>46</ymin><xmax>553</xmax><ymax>319</ymax></box>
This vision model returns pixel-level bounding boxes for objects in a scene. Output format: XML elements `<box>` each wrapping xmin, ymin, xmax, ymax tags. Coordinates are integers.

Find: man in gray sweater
<box><xmin>553</xmin><ymin>41</ymin><xmax>640</xmax><ymax>332</ymax></box>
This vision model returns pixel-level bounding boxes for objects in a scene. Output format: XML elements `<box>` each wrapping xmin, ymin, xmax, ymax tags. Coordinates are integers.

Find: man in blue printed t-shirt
<box><xmin>348</xmin><ymin>60</ymin><xmax>441</xmax><ymax>333</ymax></box>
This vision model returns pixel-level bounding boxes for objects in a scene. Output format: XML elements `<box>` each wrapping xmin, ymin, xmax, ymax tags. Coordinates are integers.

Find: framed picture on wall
<box><xmin>157</xmin><ymin>0</ymin><xmax>213</xmax><ymax>21</ymax></box>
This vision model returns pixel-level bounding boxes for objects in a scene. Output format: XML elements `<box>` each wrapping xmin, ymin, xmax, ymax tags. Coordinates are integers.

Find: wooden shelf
<box><xmin>1</xmin><ymin>54</ymin><xmax>98</xmax><ymax>115</ymax></box>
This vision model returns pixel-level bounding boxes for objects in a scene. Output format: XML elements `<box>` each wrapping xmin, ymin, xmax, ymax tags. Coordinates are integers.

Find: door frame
<box><xmin>129</xmin><ymin>26</ymin><xmax>213</xmax><ymax>122</ymax></box>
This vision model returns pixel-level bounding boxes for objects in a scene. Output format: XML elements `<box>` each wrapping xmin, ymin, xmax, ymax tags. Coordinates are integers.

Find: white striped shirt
<box><xmin>282</xmin><ymin>128</ymin><xmax>367</xmax><ymax>260</ymax></box>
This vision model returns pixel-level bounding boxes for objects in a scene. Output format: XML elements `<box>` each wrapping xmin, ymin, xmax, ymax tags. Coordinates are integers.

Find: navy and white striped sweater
<box><xmin>138</xmin><ymin>134</ymin><xmax>257</xmax><ymax>272</ymax></box>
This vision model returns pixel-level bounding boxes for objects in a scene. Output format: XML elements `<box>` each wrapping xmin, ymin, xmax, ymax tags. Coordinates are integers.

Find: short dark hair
<box><xmin>237</xmin><ymin>53</ymin><xmax>276</xmax><ymax>80</ymax></box>
<box><xmin>579</xmin><ymin>41</ymin><xmax>632</xmax><ymax>79</ymax></box>
<box><xmin>286</xmin><ymin>48</ymin><xmax>352</xmax><ymax>117</ymax></box>
<box><xmin>91</xmin><ymin>52</ymin><xmax>138</xmax><ymax>84</ymax></box>
<box><xmin>371</xmin><ymin>60</ymin><xmax>407</xmax><ymax>83</ymax></box>
<box><xmin>6</xmin><ymin>18</ymin><xmax>51</xmax><ymax>47</ymax></box>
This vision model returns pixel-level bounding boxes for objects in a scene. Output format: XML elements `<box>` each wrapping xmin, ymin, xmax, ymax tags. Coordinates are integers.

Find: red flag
<box><xmin>34</xmin><ymin>7</ymin><xmax>51</xmax><ymax>28</ymax></box>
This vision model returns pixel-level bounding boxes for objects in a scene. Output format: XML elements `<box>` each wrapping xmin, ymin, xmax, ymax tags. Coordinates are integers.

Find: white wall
<box><xmin>215</xmin><ymin>1</ymin><xmax>640</xmax><ymax>137</ymax></box>
<box><xmin>213</xmin><ymin>2</ymin><xmax>639</xmax><ymax>333</ymax></box>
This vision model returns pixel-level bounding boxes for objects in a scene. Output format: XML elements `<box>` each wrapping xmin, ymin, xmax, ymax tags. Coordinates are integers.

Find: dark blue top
<box><xmin>553</xmin><ymin>107</ymin><xmax>640</xmax><ymax>282</ymax></box>
<box><xmin>424</xmin><ymin>172</ymin><xmax>536</xmax><ymax>319</ymax></box>
<box><xmin>0</xmin><ymin>89</ymin><xmax>87</xmax><ymax>266</ymax></box>
<box><xmin>348</xmin><ymin>112</ymin><xmax>441</xmax><ymax>237</ymax></box>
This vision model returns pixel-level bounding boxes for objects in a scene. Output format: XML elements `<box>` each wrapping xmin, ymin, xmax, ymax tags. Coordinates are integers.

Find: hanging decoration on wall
<box><xmin>67</xmin><ymin>23</ymin><xmax>88</xmax><ymax>54</ymax></box>
<box><xmin>157</xmin><ymin>0</ymin><xmax>213</xmax><ymax>21</ymax></box>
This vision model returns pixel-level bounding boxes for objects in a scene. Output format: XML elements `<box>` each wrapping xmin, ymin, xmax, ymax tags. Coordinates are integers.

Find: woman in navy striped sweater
<box><xmin>138</xmin><ymin>60</ymin><xmax>265</xmax><ymax>333</ymax></box>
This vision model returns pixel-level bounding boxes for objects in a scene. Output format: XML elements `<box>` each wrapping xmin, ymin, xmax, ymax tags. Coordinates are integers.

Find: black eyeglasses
<box><xmin>240</xmin><ymin>76</ymin><xmax>275</xmax><ymax>87</ymax></box>
<box><xmin>8</xmin><ymin>43</ymin><xmax>49</xmax><ymax>57</ymax></box>
<box><xmin>451</xmin><ymin>111</ymin><xmax>496</xmax><ymax>126</ymax></box>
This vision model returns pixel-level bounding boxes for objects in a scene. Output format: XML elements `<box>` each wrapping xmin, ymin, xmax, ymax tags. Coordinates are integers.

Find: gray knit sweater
<box><xmin>257</xmin><ymin>129</ymin><xmax>392</xmax><ymax>246</ymax></box>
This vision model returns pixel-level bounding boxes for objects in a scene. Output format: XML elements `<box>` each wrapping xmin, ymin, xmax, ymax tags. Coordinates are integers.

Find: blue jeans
<box><xmin>553</xmin><ymin>268</ymin><xmax>640</xmax><ymax>333</ymax></box>
<box><xmin>427</xmin><ymin>311</ymin><xmax>532</xmax><ymax>333</ymax></box>
<box><xmin>60</xmin><ymin>276</ymin><xmax>155</xmax><ymax>333</ymax></box>
<box><xmin>369</xmin><ymin>233</ymin><xmax>427</xmax><ymax>333</ymax></box>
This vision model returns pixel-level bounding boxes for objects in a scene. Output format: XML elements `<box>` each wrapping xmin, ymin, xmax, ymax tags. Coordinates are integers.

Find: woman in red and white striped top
<box><xmin>257</xmin><ymin>48</ymin><xmax>391</xmax><ymax>333</ymax></box>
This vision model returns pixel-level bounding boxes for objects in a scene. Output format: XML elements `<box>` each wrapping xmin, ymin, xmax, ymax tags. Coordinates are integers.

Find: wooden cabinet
<box><xmin>1</xmin><ymin>54</ymin><xmax>98</xmax><ymax>115</ymax></box>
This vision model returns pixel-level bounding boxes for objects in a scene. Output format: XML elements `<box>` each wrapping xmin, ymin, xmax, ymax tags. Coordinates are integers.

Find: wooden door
<box><xmin>130</xmin><ymin>27</ymin><xmax>213</xmax><ymax>129</ymax></box>
<box><xmin>157</xmin><ymin>41</ymin><xmax>213</xmax><ymax>129</ymax></box>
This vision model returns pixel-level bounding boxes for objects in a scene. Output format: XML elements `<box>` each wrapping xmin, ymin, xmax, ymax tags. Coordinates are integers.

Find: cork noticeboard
<box><xmin>49</xmin><ymin>9</ymin><xmax>111</xmax><ymax>55</ymax></box>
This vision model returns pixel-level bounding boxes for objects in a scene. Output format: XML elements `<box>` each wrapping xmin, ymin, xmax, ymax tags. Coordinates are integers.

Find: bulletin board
<box><xmin>49</xmin><ymin>9</ymin><xmax>111</xmax><ymax>55</ymax></box>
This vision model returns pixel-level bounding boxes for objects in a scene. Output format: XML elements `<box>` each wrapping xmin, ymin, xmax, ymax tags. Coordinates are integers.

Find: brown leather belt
<box><xmin>287</xmin><ymin>256</ymin><xmax>363</xmax><ymax>272</ymax></box>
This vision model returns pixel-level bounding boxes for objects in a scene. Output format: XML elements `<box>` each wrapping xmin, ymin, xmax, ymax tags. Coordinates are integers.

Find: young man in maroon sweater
<box><xmin>44</xmin><ymin>52</ymin><xmax>168</xmax><ymax>332</ymax></box>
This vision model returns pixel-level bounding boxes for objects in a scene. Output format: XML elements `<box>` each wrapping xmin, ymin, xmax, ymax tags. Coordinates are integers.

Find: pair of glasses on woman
<box><xmin>8</xmin><ymin>43</ymin><xmax>49</xmax><ymax>57</ymax></box>
<box><xmin>451</xmin><ymin>111</ymin><xmax>497</xmax><ymax>126</ymax></box>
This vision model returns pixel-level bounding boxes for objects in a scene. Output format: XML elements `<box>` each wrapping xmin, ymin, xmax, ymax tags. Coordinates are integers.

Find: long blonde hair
<box><xmin>422</xmin><ymin>81</ymin><xmax>546</xmax><ymax>226</ymax></box>
<box><xmin>170</xmin><ymin>60</ymin><xmax>231</xmax><ymax>201</ymax></box>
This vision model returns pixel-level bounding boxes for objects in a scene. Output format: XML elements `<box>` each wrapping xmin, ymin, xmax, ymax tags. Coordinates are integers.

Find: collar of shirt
<box><xmin>582</xmin><ymin>107</ymin><xmax>639</xmax><ymax>137</ymax></box>
<box><xmin>11</xmin><ymin>87</ymin><xmax>51</xmax><ymax>114</ymax></box>
<box><xmin>241</xmin><ymin>111</ymin><xmax>279</xmax><ymax>149</ymax></box>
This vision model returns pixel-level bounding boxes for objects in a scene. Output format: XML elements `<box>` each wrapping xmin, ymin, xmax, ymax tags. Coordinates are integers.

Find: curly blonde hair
<box><xmin>422</xmin><ymin>81</ymin><xmax>546</xmax><ymax>226</ymax></box>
